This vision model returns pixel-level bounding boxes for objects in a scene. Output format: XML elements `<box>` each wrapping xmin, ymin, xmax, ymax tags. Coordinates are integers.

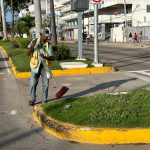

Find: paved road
<box><xmin>64</xmin><ymin>42</ymin><xmax>150</xmax><ymax>71</ymax></box>
<box><xmin>1</xmin><ymin>48</ymin><xmax>150</xmax><ymax>149</ymax></box>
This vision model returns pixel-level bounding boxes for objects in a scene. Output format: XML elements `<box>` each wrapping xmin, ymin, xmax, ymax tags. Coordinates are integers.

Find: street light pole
<box><xmin>92</xmin><ymin>2</ymin><xmax>103</xmax><ymax>67</ymax></box>
<box><xmin>93</xmin><ymin>4</ymin><xmax>99</xmax><ymax>64</ymax></box>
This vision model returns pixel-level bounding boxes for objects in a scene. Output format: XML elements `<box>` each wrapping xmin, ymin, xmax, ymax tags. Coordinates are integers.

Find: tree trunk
<box><xmin>1</xmin><ymin>0</ymin><xmax>7</xmax><ymax>39</ymax></box>
<box><xmin>50</xmin><ymin>0</ymin><xmax>57</xmax><ymax>45</ymax></box>
<box><xmin>10</xmin><ymin>0</ymin><xmax>14</xmax><ymax>37</ymax></box>
<box><xmin>34</xmin><ymin>0</ymin><xmax>42</xmax><ymax>39</ymax></box>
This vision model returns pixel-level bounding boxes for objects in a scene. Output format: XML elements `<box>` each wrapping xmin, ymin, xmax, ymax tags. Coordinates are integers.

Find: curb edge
<box><xmin>0</xmin><ymin>46</ymin><xmax>115</xmax><ymax>79</ymax></box>
<box><xmin>33</xmin><ymin>105</ymin><xmax>150</xmax><ymax>145</ymax></box>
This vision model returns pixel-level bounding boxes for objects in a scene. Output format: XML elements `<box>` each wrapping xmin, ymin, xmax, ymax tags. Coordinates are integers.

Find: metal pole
<box><xmin>123</xmin><ymin>0</ymin><xmax>127</xmax><ymax>27</ymax></box>
<box><xmin>88</xmin><ymin>13</ymin><xmax>89</xmax><ymax>35</ymax></box>
<box><xmin>77</xmin><ymin>12</ymin><xmax>83</xmax><ymax>59</ymax></box>
<box><xmin>46</xmin><ymin>0</ymin><xmax>48</xmax><ymax>15</ymax></box>
<box><xmin>93</xmin><ymin>4</ymin><xmax>99</xmax><ymax>64</ymax></box>
<box><xmin>123</xmin><ymin>0</ymin><xmax>127</xmax><ymax>42</ymax></box>
<box><xmin>1</xmin><ymin>0</ymin><xmax>7</xmax><ymax>39</ymax></box>
<box><xmin>82</xmin><ymin>11</ymin><xmax>84</xmax><ymax>41</ymax></box>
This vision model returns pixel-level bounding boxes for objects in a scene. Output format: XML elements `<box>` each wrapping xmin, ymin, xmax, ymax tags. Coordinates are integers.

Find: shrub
<box><xmin>12</xmin><ymin>41</ymin><xmax>19</xmax><ymax>48</ymax></box>
<box><xmin>52</xmin><ymin>44</ymin><xmax>70</xmax><ymax>60</ymax></box>
<box><xmin>18</xmin><ymin>38</ymin><xmax>31</xmax><ymax>48</ymax></box>
<box><xmin>2</xmin><ymin>39</ymin><xmax>10</xmax><ymax>43</ymax></box>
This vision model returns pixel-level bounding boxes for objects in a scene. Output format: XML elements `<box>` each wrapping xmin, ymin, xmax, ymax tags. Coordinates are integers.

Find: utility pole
<box><xmin>1</xmin><ymin>0</ymin><xmax>7</xmax><ymax>39</ymax></box>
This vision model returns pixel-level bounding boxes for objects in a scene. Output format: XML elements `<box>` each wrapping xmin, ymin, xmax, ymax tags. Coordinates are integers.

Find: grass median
<box><xmin>42</xmin><ymin>89</ymin><xmax>150</xmax><ymax>128</ymax></box>
<box><xmin>0</xmin><ymin>39</ymin><xmax>110</xmax><ymax>72</ymax></box>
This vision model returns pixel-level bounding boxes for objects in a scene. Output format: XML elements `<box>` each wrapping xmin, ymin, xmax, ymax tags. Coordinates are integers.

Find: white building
<box><xmin>59</xmin><ymin>0</ymin><xmax>150</xmax><ymax>41</ymax></box>
<box><xmin>19</xmin><ymin>0</ymin><xmax>50</xmax><ymax>17</ymax></box>
<box><xmin>19</xmin><ymin>0</ymin><xmax>62</xmax><ymax>35</ymax></box>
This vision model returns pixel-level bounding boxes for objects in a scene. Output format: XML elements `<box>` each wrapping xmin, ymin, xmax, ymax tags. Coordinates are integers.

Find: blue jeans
<box><xmin>30</xmin><ymin>64</ymin><xmax>49</xmax><ymax>103</ymax></box>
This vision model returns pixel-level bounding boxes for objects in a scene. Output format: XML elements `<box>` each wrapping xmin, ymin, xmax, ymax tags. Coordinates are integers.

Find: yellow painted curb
<box><xmin>9</xmin><ymin>67</ymin><xmax>114</xmax><ymax>79</ymax></box>
<box><xmin>0</xmin><ymin>46</ymin><xmax>18</xmax><ymax>77</ymax></box>
<box><xmin>33</xmin><ymin>105</ymin><xmax>150</xmax><ymax>145</ymax></box>
<box><xmin>0</xmin><ymin>46</ymin><xmax>114</xmax><ymax>79</ymax></box>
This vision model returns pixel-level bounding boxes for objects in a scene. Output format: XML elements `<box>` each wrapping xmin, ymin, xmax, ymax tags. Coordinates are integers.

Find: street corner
<box><xmin>33</xmin><ymin>105</ymin><xmax>150</xmax><ymax>145</ymax></box>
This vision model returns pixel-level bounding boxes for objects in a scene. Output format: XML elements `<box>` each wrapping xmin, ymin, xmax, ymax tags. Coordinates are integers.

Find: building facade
<box><xmin>59</xmin><ymin>0</ymin><xmax>150</xmax><ymax>41</ymax></box>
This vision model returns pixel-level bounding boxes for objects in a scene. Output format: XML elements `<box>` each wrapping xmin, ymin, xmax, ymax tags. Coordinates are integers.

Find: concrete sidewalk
<box><xmin>60</xmin><ymin>40</ymin><xmax>150</xmax><ymax>49</ymax></box>
<box><xmin>17</xmin><ymin>71</ymin><xmax>149</xmax><ymax>104</ymax></box>
<box><xmin>16</xmin><ymin>71</ymin><xmax>150</xmax><ymax>144</ymax></box>
<box><xmin>29</xmin><ymin>71</ymin><xmax>150</xmax><ymax>144</ymax></box>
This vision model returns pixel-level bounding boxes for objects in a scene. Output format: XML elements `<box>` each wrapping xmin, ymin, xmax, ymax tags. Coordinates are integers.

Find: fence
<box><xmin>125</xmin><ymin>26</ymin><xmax>150</xmax><ymax>43</ymax></box>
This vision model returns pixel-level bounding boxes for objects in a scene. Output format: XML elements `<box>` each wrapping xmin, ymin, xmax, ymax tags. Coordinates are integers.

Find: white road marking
<box><xmin>135</xmin><ymin>71</ymin><xmax>150</xmax><ymax>76</ymax></box>
<box><xmin>129</xmin><ymin>59</ymin><xmax>150</xmax><ymax>64</ymax></box>
<box><xmin>0</xmin><ymin>72</ymin><xmax>4</xmax><ymax>75</ymax></box>
<box><xmin>129</xmin><ymin>70</ymin><xmax>150</xmax><ymax>72</ymax></box>
<box><xmin>0</xmin><ymin>48</ymin><xmax>11</xmax><ymax>74</ymax></box>
<box><xmin>125</xmin><ymin>70</ymin><xmax>150</xmax><ymax>82</ymax></box>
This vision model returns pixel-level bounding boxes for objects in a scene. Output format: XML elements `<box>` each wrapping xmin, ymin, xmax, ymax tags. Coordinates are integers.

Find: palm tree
<box><xmin>10</xmin><ymin>0</ymin><xmax>14</xmax><ymax>37</ymax></box>
<box><xmin>50</xmin><ymin>0</ymin><xmax>57</xmax><ymax>45</ymax></box>
<box><xmin>5</xmin><ymin>0</ymin><xmax>31</xmax><ymax>37</ymax></box>
<box><xmin>34</xmin><ymin>0</ymin><xmax>42</xmax><ymax>38</ymax></box>
<box><xmin>1</xmin><ymin>0</ymin><xmax>7</xmax><ymax>39</ymax></box>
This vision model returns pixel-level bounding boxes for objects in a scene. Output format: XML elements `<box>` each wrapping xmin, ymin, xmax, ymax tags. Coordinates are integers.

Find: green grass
<box><xmin>0</xmin><ymin>40</ymin><xmax>31</xmax><ymax>72</ymax></box>
<box><xmin>42</xmin><ymin>89</ymin><xmax>150</xmax><ymax>128</ymax></box>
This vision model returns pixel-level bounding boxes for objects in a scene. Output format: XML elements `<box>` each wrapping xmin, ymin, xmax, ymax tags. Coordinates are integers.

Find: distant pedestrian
<box><xmin>139</xmin><ymin>31</ymin><xmax>143</xmax><ymax>47</ymax></box>
<box><xmin>134</xmin><ymin>33</ymin><xmax>138</xmax><ymax>43</ymax></box>
<box><xmin>129</xmin><ymin>32</ymin><xmax>132</xmax><ymax>43</ymax></box>
<box><xmin>107</xmin><ymin>34</ymin><xmax>110</xmax><ymax>43</ymax></box>
<box><xmin>26</xmin><ymin>29</ymin><xmax>54</xmax><ymax>106</ymax></box>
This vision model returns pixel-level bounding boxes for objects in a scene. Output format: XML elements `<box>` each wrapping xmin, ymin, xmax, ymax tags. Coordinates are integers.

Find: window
<box><xmin>147</xmin><ymin>5</ymin><xmax>150</xmax><ymax>12</ymax></box>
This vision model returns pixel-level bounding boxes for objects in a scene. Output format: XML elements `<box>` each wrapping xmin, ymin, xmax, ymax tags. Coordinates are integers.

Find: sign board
<box><xmin>71</xmin><ymin>0</ymin><xmax>89</xmax><ymax>12</ymax></box>
<box><xmin>90</xmin><ymin>0</ymin><xmax>101</xmax><ymax>4</ymax></box>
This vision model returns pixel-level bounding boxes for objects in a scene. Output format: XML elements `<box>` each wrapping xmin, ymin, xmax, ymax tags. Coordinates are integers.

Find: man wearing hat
<box><xmin>27</xmin><ymin>29</ymin><xmax>53</xmax><ymax>106</ymax></box>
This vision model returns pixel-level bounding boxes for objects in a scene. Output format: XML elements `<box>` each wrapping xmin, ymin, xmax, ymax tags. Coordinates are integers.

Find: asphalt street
<box><xmin>64</xmin><ymin>41</ymin><xmax>150</xmax><ymax>71</ymax></box>
<box><xmin>1</xmin><ymin>45</ymin><xmax>150</xmax><ymax>149</ymax></box>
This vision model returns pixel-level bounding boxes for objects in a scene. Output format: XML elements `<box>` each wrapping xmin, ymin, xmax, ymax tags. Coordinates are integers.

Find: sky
<box><xmin>5</xmin><ymin>1</ymin><xmax>61</xmax><ymax>23</ymax></box>
<box><xmin>6</xmin><ymin>11</ymin><xmax>11</xmax><ymax>22</ymax></box>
